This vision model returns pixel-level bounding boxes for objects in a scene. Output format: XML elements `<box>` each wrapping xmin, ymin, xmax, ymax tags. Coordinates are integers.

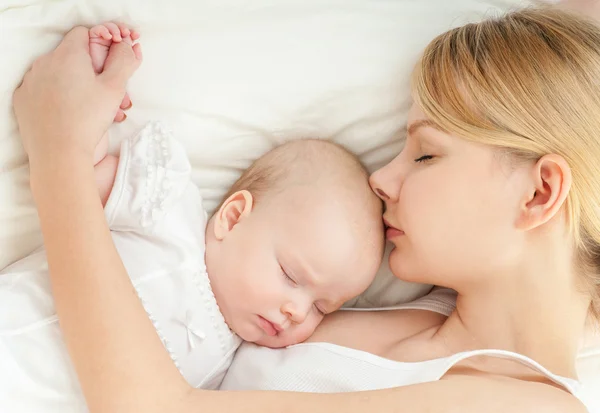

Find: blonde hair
<box><xmin>412</xmin><ymin>7</ymin><xmax>600</xmax><ymax>318</ymax></box>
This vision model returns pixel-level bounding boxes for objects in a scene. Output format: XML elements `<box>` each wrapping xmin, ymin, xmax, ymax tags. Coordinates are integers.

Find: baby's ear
<box><xmin>213</xmin><ymin>190</ymin><xmax>254</xmax><ymax>240</ymax></box>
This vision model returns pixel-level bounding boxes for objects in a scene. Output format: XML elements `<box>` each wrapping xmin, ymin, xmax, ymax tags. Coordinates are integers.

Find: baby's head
<box><xmin>205</xmin><ymin>139</ymin><xmax>384</xmax><ymax>348</ymax></box>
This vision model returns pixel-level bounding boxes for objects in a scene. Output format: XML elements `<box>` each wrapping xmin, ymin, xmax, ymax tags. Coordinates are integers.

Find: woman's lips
<box><xmin>383</xmin><ymin>217</ymin><xmax>404</xmax><ymax>239</ymax></box>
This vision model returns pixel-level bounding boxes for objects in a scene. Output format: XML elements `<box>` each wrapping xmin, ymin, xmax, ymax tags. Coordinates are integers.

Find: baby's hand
<box><xmin>89</xmin><ymin>23</ymin><xmax>140</xmax><ymax>121</ymax></box>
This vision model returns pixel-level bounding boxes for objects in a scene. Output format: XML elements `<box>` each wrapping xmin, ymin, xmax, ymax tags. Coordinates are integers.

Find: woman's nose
<box><xmin>372</xmin><ymin>185</ymin><xmax>390</xmax><ymax>201</ymax></box>
<box><xmin>370</xmin><ymin>161</ymin><xmax>400</xmax><ymax>202</ymax></box>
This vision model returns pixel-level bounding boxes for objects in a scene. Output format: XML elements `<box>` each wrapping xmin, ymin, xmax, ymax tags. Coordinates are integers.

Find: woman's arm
<box><xmin>31</xmin><ymin>157</ymin><xmax>189</xmax><ymax>413</ymax></box>
<box><xmin>17</xmin><ymin>26</ymin><xmax>586</xmax><ymax>413</ymax></box>
<box><xmin>182</xmin><ymin>375</ymin><xmax>585</xmax><ymax>413</ymax></box>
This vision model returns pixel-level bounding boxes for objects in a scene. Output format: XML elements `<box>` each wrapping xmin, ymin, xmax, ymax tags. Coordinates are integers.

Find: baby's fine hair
<box><xmin>221</xmin><ymin>139</ymin><xmax>373</xmax><ymax>207</ymax></box>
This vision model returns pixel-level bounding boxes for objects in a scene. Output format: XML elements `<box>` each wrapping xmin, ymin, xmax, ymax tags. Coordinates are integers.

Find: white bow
<box><xmin>175</xmin><ymin>310</ymin><xmax>206</xmax><ymax>350</ymax></box>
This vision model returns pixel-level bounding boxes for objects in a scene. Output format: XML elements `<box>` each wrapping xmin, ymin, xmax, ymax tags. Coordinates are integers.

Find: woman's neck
<box><xmin>435</xmin><ymin>250</ymin><xmax>590</xmax><ymax>378</ymax></box>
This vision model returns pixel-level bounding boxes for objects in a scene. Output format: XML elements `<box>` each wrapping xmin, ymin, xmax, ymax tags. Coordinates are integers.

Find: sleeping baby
<box><xmin>16</xmin><ymin>22</ymin><xmax>383</xmax><ymax>391</ymax></box>
<box><xmin>0</xmin><ymin>25</ymin><xmax>383</xmax><ymax>404</ymax></box>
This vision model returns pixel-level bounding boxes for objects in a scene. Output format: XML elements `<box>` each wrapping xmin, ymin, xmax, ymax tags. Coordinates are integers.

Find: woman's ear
<box><xmin>516</xmin><ymin>154</ymin><xmax>572</xmax><ymax>231</ymax></box>
<box><xmin>213</xmin><ymin>190</ymin><xmax>254</xmax><ymax>240</ymax></box>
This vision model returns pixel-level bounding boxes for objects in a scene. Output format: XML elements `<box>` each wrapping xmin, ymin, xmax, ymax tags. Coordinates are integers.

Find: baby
<box><xmin>86</xmin><ymin>23</ymin><xmax>384</xmax><ymax>386</ymax></box>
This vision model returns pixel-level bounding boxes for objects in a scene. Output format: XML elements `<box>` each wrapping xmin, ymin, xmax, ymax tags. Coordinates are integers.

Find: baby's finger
<box><xmin>100</xmin><ymin>40</ymin><xmax>142</xmax><ymax>92</ymax></box>
<box><xmin>120</xmin><ymin>93</ymin><xmax>132</xmax><ymax>110</ymax></box>
<box><xmin>114</xmin><ymin>110</ymin><xmax>127</xmax><ymax>123</ymax></box>
<box><xmin>104</xmin><ymin>22</ymin><xmax>122</xmax><ymax>42</ymax></box>
<box><xmin>90</xmin><ymin>25</ymin><xmax>112</xmax><ymax>40</ymax></box>
<box><xmin>116</xmin><ymin>22</ymin><xmax>131</xmax><ymax>39</ymax></box>
<box><xmin>130</xmin><ymin>30</ymin><xmax>140</xmax><ymax>41</ymax></box>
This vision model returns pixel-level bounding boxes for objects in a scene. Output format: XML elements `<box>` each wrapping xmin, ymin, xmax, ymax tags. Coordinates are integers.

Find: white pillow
<box><xmin>0</xmin><ymin>0</ymin><xmax>530</xmax><ymax>303</ymax></box>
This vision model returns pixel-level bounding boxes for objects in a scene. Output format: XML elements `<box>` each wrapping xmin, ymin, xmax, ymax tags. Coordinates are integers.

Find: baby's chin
<box><xmin>253</xmin><ymin>327</ymin><xmax>315</xmax><ymax>349</ymax></box>
<box><xmin>253</xmin><ymin>335</ymin><xmax>296</xmax><ymax>349</ymax></box>
<box><xmin>254</xmin><ymin>332</ymin><xmax>299</xmax><ymax>348</ymax></box>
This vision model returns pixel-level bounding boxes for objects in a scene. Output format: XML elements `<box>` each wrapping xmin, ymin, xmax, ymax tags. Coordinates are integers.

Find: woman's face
<box><xmin>370</xmin><ymin>103</ymin><xmax>530</xmax><ymax>288</ymax></box>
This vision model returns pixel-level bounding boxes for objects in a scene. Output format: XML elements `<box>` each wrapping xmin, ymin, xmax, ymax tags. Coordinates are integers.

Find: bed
<box><xmin>0</xmin><ymin>0</ymin><xmax>598</xmax><ymax>411</ymax></box>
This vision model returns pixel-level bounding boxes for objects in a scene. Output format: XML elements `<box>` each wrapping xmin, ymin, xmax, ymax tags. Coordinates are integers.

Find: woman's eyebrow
<box><xmin>407</xmin><ymin>119</ymin><xmax>441</xmax><ymax>136</ymax></box>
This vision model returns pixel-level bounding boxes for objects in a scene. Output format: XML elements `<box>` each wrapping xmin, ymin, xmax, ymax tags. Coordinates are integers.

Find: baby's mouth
<box><xmin>258</xmin><ymin>316</ymin><xmax>280</xmax><ymax>336</ymax></box>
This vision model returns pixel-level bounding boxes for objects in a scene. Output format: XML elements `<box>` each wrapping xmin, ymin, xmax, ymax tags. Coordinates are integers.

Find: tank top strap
<box><xmin>436</xmin><ymin>348</ymin><xmax>581</xmax><ymax>395</ymax></box>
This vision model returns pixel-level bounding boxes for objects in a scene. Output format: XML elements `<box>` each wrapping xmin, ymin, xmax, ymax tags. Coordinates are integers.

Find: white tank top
<box><xmin>220</xmin><ymin>289</ymin><xmax>596</xmax><ymax>412</ymax></box>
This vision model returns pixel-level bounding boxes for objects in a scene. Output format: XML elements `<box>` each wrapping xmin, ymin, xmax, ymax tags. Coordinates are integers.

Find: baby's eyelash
<box><xmin>281</xmin><ymin>267</ymin><xmax>297</xmax><ymax>286</ymax></box>
<box><xmin>414</xmin><ymin>155</ymin><xmax>434</xmax><ymax>163</ymax></box>
<box><xmin>314</xmin><ymin>304</ymin><xmax>326</xmax><ymax>316</ymax></box>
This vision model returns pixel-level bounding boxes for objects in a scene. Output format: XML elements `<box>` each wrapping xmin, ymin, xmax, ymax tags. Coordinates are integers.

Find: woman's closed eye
<box><xmin>414</xmin><ymin>154</ymin><xmax>434</xmax><ymax>163</ymax></box>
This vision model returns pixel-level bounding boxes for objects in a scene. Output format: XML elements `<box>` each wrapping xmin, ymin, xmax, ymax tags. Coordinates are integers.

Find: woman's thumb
<box><xmin>100</xmin><ymin>40</ymin><xmax>142</xmax><ymax>91</ymax></box>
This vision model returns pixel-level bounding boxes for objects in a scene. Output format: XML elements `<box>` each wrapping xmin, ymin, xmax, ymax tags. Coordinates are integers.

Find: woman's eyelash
<box><xmin>414</xmin><ymin>154</ymin><xmax>434</xmax><ymax>163</ymax></box>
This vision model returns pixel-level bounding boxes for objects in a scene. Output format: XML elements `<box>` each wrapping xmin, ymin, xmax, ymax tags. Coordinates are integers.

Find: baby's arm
<box><xmin>93</xmin><ymin>130</ymin><xmax>116</xmax><ymax>206</ymax></box>
<box><xmin>95</xmin><ymin>155</ymin><xmax>119</xmax><ymax>206</ymax></box>
<box><xmin>89</xmin><ymin>23</ymin><xmax>140</xmax><ymax>205</ymax></box>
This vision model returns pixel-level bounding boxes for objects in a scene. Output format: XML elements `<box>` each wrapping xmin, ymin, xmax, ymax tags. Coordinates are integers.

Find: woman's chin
<box><xmin>388</xmin><ymin>248</ymin><xmax>424</xmax><ymax>284</ymax></box>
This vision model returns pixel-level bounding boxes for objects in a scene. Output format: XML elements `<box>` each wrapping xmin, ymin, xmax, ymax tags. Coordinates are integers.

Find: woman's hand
<box><xmin>13</xmin><ymin>26</ymin><xmax>142</xmax><ymax>166</ymax></box>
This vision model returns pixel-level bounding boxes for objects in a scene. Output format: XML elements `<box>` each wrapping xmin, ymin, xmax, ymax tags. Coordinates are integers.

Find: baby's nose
<box><xmin>283</xmin><ymin>301</ymin><xmax>310</xmax><ymax>324</ymax></box>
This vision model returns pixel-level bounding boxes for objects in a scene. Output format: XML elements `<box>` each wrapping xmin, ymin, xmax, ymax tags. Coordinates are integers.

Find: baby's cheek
<box><xmin>289</xmin><ymin>320</ymin><xmax>320</xmax><ymax>344</ymax></box>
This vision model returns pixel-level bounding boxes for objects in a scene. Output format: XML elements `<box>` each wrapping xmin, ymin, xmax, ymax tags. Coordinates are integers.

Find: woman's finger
<box><xmin>51</xmin><ymin>27</ymin><xmax>91</xmax><ymax>65</ymax></box>
<box><xmin>114</xmin><ymin>110</ymin><xmax>127</xmax><ymax>122</ymax></box>
<box><xmin>132</xmin><ymin>43</ymin><xmax>143</xmax><ymax>61</ymax></box>
<box><xmin>120</xmin><ymin>93</ymin><xmax>132</xmax><ymax>110</ymax></box>
<box><xmin>58</xmin><ymin>26</ymin><xmax>90</xmax><ymax>50</ymax></box>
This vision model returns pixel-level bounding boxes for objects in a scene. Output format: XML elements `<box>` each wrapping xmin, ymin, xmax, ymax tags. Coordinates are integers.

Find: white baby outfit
<box><xmin>104</xmin><ymin>122</ymin><xmax>241</xmax><ymax>388</ymax></box>
<box><xmin>0</xmin><ymin>123</ymin><xmax>241</xmax><ymax>412</ymax></box>
<box><xmin>221</xmin><ymin>288</ymin><xmax>598</xmax><ymax>413</ymax></box>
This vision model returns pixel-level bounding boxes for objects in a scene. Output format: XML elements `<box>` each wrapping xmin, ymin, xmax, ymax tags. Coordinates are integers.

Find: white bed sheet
<box><xmin>0</xmin><ymin>0</ymin><xmax>597</xmax><ymax>411</ymax></box>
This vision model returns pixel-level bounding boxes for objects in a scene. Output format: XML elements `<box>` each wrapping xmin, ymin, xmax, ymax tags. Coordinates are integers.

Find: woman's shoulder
<box><xmin>306</xmin><ymin>306</ymin><xmax>447</xmax><ymax>360</ymax></box>
<box><xmin>307</xmin><ymin>287</ymin><xmax>455</xmax><ymax>358</ymax></box>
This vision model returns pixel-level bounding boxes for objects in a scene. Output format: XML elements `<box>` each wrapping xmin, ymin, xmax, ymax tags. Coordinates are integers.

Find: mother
<box><xmin>13</xmin><ymin>5</ymin><xmax>597</xmax><ymax>413</ymax></box>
